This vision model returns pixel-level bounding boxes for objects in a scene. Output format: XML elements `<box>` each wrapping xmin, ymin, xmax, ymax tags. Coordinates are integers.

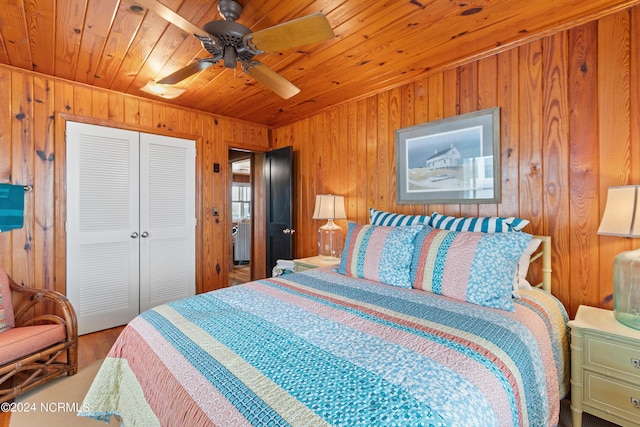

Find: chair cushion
<box><xmin>0</xmin><ymin>324</ymin><xmax>66</xmax><ymax>365</ymax></box>
<box><xmin>0</xmin><ymin>267</ymin><xmax>14</xmax><ymax>332</ymax></box>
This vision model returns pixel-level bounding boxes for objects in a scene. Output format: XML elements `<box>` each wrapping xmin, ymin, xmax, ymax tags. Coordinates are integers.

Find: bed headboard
<box><xmin>530</xmin><ymin>235</ymin><xmax>552</xmax><ymax>293</ymax></box>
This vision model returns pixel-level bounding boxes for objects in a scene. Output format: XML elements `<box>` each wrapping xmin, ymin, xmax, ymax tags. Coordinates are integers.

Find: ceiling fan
<box><xmin>136</xmin><ymin>0</ymin><xmax>335</xmax><ymax>99</ymax></box>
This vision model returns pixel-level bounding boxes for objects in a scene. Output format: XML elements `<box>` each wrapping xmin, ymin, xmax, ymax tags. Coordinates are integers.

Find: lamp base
<box><xmin>613</xmin><ymin>248</ymin><xmax>640</xmax><ymax>330</ymax></box>
<box><xmin>317</xmin><ymin>220</ymin><xmax>344</xmax><ymax>260</ymax></box>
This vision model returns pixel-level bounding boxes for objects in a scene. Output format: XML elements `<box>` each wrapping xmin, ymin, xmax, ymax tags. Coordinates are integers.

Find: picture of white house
<box><xmin>425</xmin><ymin>145</ymin><xmax>461</xmax><ymax>170</ymax></box>
<box><xmin>402</xmin><ymin>122</ymin><xmax>496</xmax><ymax>199</ymax></box>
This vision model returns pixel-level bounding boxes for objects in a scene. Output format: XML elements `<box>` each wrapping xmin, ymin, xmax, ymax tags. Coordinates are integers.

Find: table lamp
<box><xmin>598</xmin><ymin>185</ymin><xmax>640</xmax><ymax>330</ymax></box>
<box><xmin>312</xmin><ymin>194</ymin><xmax>347</xmax><ymax>260</ymax></box>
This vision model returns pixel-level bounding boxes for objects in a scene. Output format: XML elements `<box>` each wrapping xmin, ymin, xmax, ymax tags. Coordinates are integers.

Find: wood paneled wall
<box><xmin>2</xmin><ymin>6</ymin><xmax>639</xmax><ymax>319</ymax></box>
<box><xmin>0</xmin><ymin>64</ymin><xmax>270</xmax><ymax>296</ymax></box>
<box><xmin>273</xmin><ymin>7</ymin><xmax>640</xmax><ymax>318</ymax></box>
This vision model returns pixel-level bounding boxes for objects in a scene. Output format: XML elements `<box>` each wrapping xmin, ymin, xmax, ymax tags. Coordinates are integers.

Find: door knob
<box><xmin>141</xmin><ymin>231</ymin><xmax>149</xmax><ymax>238</ymax></box>
<box><xmin>130</xmin><ymin>232</ymin><xmax>139</xmax><ymax>239</ymax></box>
<box><xmin>282</xmin><ymin>228</ymin><xmax>296</xmax><ymax>235</ymax></box>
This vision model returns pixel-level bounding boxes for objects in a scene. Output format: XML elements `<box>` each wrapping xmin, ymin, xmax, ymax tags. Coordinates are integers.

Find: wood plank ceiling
<box><xmin>1</xmin><ymin>0</ymin><xmax>639</xmax><ymax>127</ymax></box>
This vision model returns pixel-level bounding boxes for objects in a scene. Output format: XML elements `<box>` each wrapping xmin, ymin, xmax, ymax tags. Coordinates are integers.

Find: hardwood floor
<box><xmin>229</xmin><ymin>264</ymin><xmax>250</xmax><ymax>286</ymax></box>
<box><xmin>0</xmin><ymin>326</ymin><xmax>125</xmax><ymax>426</ymax></box>
<box><xmin>77</xmin><ymin>326</ymin><xmax>125</xmax><ymax>370</ymax></box>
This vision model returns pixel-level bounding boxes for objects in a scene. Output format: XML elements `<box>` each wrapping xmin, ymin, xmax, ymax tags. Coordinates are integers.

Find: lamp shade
<box><xmin>312</xmin><ymin>195</ymin><xmax>347</xmax><ymax>220</ymax></box>
<box><xmin>597</xmin><ymin>185</ymin><xmax>640</xmax><ymax>237</ymax></box>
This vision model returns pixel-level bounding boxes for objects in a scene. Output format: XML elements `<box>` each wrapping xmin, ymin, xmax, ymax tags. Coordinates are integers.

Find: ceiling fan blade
<box><xmin>134</xmin><ymin>0</ymin><xmax>210</xmax><ymax>38</ymax></box>
<box><xmin>242</xmin><ymin>61</ymin><xmax>300</xmax><ymax>99</ymax></box>
<box><xmin>244</xmin><ymin>12</ymin><xmax>334</xmax><ymax>53</ymax></box>
<box><xmin>157</xmin><ymin>60</ymin><xmax>216</xmax><ymax>85</ymax></box>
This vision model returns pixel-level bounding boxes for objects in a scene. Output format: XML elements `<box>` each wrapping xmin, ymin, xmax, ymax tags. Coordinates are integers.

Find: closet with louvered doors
<box><xmin>65</xmin><ymin>121</ymin><xmax>196</xmax><ymax>335</ymax></box>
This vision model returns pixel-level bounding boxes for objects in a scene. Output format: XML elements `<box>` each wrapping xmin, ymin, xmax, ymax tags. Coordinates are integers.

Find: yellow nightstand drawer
<box><xmin>584</xmin><ymin>371</ymin><xmax>640</xmax><ymax>425</ymax></box>
<box><xmin>585</xmin><ymin>333</ymin><xmax>640</xmax><ymax>382</ymax></box>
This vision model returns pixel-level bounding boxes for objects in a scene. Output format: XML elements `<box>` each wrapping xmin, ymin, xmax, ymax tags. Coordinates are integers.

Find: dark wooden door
<box><xmin>265</xmin><ymin>146</ymin><xmax>293</xmax><ymax>276</ymax></box>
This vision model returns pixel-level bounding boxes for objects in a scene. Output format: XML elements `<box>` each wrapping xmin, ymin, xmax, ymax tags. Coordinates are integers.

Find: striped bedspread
<box><xmin>80</xmin><ymin>268</ymin><xmax>569</xmax><ymax>427</ymax></box>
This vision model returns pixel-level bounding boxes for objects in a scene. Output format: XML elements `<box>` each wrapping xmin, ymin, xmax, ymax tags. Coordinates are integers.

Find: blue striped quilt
<box><xmin>80</xmin><ymin>268</ymin><xmax>569</xmax><ymax>426</ymax></box>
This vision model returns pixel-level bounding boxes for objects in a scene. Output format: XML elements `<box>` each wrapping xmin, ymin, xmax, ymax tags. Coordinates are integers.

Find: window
<box><xmin>232</xmin><ymin>183</ymin><xmax>251</xmax><ymax>221</ymax></box>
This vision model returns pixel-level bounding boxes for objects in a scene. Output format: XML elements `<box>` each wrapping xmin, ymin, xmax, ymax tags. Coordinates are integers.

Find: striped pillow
<box><xmin>339</xmin><ymin>222</ymin><xmax>423</xmax><ymax>288</ymax></box>
<box><xmin>369</xmin><ymin>208</ymin><xmax>430</xmax><ymax>227</ymax></box>
<box><xmin>411</xmin><ymin>228</ymin><xmax>532</xmax><ymax>311</ymax></box>
<box><xmin>430</xmin><ymin>212</ymin><xmax>529</xmax><ymax>232</ymax></box>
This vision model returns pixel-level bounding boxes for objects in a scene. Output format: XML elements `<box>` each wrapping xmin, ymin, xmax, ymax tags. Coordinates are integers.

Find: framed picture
<box><xmin>395</xmin><ymin>107</ymin><xmax>500</xmax><ymax>204</ymax></box>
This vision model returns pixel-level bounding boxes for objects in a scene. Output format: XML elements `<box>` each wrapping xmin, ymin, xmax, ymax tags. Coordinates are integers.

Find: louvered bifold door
<box><xmin>66</xmin><ymin>122</ymin><xmax>141</xmax><ymax>335</ymax></box>
<box><xmin>139</xmin><ymin>133</ymin><xmax>196</xmax><ymax>312</ymax></box>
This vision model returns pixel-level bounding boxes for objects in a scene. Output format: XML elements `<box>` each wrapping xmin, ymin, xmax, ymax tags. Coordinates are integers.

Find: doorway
<box><xmin>229</xmin><ymin>150</ymin><xmax>252</xmax><ymax>286</ymax></box>
<box><xmin>226</xmin><ymin>146</ymin><xmax>293</xmax><ymax>285</ymax></box>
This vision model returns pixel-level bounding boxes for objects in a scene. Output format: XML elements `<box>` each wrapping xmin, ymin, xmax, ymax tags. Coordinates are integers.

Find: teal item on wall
<box><xmin>0</xmin><ymin>184</ymin><xmax>25</xmax><ymax>232</ymax></box>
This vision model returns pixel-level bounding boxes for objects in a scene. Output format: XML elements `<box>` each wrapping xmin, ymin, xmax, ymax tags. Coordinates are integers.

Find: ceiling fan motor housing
<box><xmin>202</xmin><ymin>20</ymin><xmax>255</xmax><ymax>67</ymax></box>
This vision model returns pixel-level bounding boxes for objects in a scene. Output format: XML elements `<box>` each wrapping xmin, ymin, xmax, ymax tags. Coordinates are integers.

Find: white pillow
<box><xmin>513</xmin><ymin>238</ymin><xmax>542</xmax><ymax>294</ymax></box>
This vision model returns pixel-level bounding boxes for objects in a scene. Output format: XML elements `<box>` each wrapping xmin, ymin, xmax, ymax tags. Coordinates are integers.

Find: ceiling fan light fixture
<box><xmin>140</xmin><ymin>81</ymin><xmax>186</xmax><ymax>99</ymax></box>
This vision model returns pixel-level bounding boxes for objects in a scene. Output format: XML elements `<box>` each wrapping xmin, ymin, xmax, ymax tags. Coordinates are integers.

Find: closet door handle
<box><xmin>131</xmin><ymin>232</ymin><xmax>139</xmax><ymax>239</ymax></box>
<box><xmin>141</xmin><ymin>231</ymin><xmax>149</xmax><ymax>238</ymax></box>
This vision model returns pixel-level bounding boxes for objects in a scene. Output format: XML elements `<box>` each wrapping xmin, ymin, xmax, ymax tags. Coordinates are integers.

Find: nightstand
<box><xmin>293</xmin><ymin>256</ymin><xmax>340</xmax><ymax>272</ymax></box>
<box><xmin>568</xmin><ymin>305</ymin><xmax>640</xmax><ymax>426</ymax></box>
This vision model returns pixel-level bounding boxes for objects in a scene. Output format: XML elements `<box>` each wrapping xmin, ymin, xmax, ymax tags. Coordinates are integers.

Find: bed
<box><xmin>79</xmin><ymin>213</ymin><xmax>569</xmax><ymax>427</ymax></box>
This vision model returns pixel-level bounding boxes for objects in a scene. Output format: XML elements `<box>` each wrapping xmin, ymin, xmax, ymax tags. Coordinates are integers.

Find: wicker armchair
<box><xmin>0</xmin><ymin>268</ymin><xmax>78</xmax><ymax>403</ymax></box>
